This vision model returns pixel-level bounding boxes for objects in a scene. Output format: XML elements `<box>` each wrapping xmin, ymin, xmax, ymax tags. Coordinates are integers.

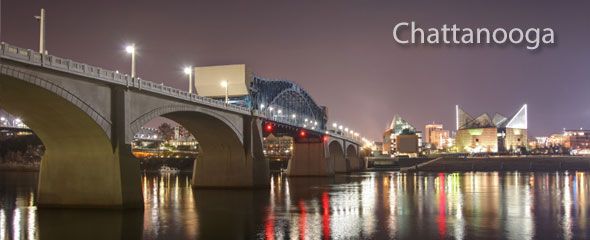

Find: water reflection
<box><xmin>261</xmin><ymin>172</ymin><xmax>589</xmax><ymax>239</ymax></box>
<box><xmin>0</xmin><ymin>171</ymin><xmax>589</xmax><ymax>239</ymax></box>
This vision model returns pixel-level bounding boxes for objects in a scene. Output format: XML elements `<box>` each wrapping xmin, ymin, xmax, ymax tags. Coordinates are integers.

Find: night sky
<box><xmin>2</xmin><ymin>0</ymin><xmax>589</xmax><ymax>140</ymax></box>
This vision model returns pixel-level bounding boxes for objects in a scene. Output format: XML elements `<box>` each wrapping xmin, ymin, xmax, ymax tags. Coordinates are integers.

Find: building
<box><xmin>424</xmin><ymin>123</ymin><xmax>450</xmax><ymax>150</ymax></box>
<box><xmin>455</xmin><ymin>104</ymin><xmax>528</xmax><ymax>153</ymax></box>
<box><xmin>383</xmin><ymin>115</ymin><xmax>421</xmax><ymax>156</ymax></box>
<box><xmin>562</xmin><ymin>129</ymin><xmax>590</xmax><ymax>150</ymax></box>
<box><xmin>528</xmin><ymin>136</ymin><xmax>549</xmax><ymax>150</ymax></box>
<box><xmin>396</xmin><ymin>134</ymin><xmax>419</xmax><ymax>156</ymax></box>
<box><xmin>0</xmin><ymin>109</ymin><xmax>28</xmax><ymax>129</ymax></box>
<box><xmin>263</xmin><ymin>134</ymin><xmax>293</xmax><ymax>162</ymax></box>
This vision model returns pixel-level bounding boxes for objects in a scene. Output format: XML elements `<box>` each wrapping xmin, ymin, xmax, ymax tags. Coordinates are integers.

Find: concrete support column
<box><xmin>287</xmin><ymin>141</ymin><xmax>334</xmax><ymax>176</ymax></box>
<box><xmin>246</xmin><ymin>117</ymin><xmax>270</xmax><ymax>187</ymax></box>
<box><xmin>190</xmin><ymin>116</ymin><xmax>269</xmax><ymax>188</ymax></box>
<box><xmin>37</xmin><ymin>87</ymin><xmax>143</xmax><ymax>208</ymax></box>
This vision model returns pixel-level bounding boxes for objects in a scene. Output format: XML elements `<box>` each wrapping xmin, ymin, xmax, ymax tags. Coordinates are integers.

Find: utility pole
<box><xmin>0</xmin><ymin>0</ymin><xmax>3</xmax><ymax>43</ymax></box>
<box><xmin>34</xmin><ymin>8</ymin><xmax>46</xmax><ymax>54</ymax></box>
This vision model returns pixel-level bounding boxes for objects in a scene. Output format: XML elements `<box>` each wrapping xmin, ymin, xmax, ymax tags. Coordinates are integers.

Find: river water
<box><xmin>0</xmin><ymin>171</ymin><xmax>588</xmax><ymax>239</ymax></box>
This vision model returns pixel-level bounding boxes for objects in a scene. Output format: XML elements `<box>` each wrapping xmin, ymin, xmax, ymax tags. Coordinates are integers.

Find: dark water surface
<box><xmin>0</xmin><ymin>171</ymin><xmax>589</xmax><ymax>239</ymax></box>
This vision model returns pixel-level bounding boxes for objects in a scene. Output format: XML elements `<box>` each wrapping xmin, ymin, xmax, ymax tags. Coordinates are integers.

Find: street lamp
<box><xmin>220</xmin><ymin>80</ymin><xmax>228</xmax><ymax>103</ymax></box>
<box><xmin>34</xmin><ymin>8</ymin><xmax>46</xmax><ymax>54</ymax></box>
<box><xmin>125</xmin><ymin>44</ymin><xmax>136</xmax><ymax>78</ymax></box>
<box><xmin>183</xmin><ymin>66</ymin><xmax>193</xmax><ymax>93</ymax></box>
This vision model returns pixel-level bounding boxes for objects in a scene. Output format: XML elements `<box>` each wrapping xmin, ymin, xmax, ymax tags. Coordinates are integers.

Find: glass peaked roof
<box><xmin>456</xmin><ymin>104</ymin><xmax>527</xmax><ymax>130</ymax></box>
<box><xmin>388</xmin><ymin>115</ymin><xmax>416</xmax><ymax>135</ymax></box>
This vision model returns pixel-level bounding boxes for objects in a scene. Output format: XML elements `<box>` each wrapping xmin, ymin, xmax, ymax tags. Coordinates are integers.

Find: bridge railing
<box><xmin>0</xmin><ymin>43</ymin><xmax>251</xmax><ymax>114</ymax></box>
<box><xmin>0</xmin><ymin>43</ymin><xmax>363</xmax><ymax>144</ymax></box>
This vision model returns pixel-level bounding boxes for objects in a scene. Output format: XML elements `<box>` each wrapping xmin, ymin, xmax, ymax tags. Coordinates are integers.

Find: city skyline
<box><xmin>2</xmin><ymin>1</ymin><xmax>589</xmax><ymax>139</ymax></box>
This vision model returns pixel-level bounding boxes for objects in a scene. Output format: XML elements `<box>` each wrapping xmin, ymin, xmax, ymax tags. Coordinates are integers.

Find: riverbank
<box><xmin>405</xmin><ymin>156</ymin><xmax>590</xmax><ymax>172</ymax></box>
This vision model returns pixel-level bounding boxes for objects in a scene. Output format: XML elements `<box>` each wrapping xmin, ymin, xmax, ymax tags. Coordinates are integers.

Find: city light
<box><xmin>292</xmin><ymin>114</ymin><xmax>296</xmax><ymax>119</ymax></box>
<box><xmin>332</xmin><ymin>123</ymin><xmax>337</xmax><ymax>128</ymax></box>
<box><xmin>260</xmin><ymin>104</ymin><xmax>265</xmax><ymax>109</ymax></box>
<box><xmin>299</xmin><ymin>129</ymin><xmax>307</xmax><ymax>138</ymax></box>
<box><xmin>264</xmin><ymin>123</ymin><xmax>273</xmax><ymax>132</ymax></box>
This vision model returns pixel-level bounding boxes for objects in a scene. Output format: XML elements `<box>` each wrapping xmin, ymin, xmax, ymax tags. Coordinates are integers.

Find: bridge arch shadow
<box><xmin>0</xmin><ymin>64</ymin><xmax>141</xmax><ymax>208</ymax></box>
<box><xmin>329</xmin><ymin>140</ymin><xmax>348</xmax><ymax>173</ymax></box>
<box><xmin>346</xmin><ymin>145</ymin><xmax>361</xmax><ymax>171</ymax></box>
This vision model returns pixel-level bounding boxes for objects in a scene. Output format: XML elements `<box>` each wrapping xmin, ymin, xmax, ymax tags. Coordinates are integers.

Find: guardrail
<box><xmin>0</xmin><ymin>43</ymin><xmax>251</xmax><ymax>114</ymax></box>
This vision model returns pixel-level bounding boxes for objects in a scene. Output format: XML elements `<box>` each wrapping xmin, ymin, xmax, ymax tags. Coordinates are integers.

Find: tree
<box><xmin>158</xmin><ymin>123</ymin><xmax>175</xmax><ymax>141</ymax></box>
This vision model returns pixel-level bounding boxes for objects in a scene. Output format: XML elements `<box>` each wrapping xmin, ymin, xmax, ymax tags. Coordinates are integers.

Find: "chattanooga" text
<box><xmin>393</xmin><ymin>21</ymin><xmax>555</xmax><ymax>50</ymax></box>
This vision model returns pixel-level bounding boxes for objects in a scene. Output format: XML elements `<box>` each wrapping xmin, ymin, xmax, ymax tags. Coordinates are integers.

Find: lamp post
<box><xmin>184</xmin><ymin>66</ymin><xmax>193</xmax><ymax>93</ymax></box>
<box><xmin>220</xmin><ymin>80</ymin><xmax>228</xmax><ymax>103</ymax></box>
<box><xmin>125</xmin><ymin>44</ymin><xmax>136</xmax><ymax>78</ymax></box>
<box><xmin>34</xmin><ymin>8</ymin><xmax>46</xmax><ymax>54</ymax></box>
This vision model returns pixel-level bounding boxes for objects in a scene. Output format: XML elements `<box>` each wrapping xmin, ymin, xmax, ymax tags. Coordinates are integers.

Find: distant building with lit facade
<box><xmin>263</xmin><ymin>134</ymin><xmax>293</xmax><ymax>162</ymax></box>
<box><xmin>561</xmin><ymin>129</ymin><xmax>590</xmax><ymax>150</ymax></box>
<box><xmin>530</xmin><ymin>129</ymin><xmax>590</xmax><ymax>155</ymax></box>
<box><xmin>383</xmin><ymin>115</ymin><xmax>422</xmax><ymax>156</ymax></box>
<box><xmin>455</xmin><ymin>104</ymin><xmax>528</xmax><ymax>153</ymax></box>
<box><xmin>424</xmin><ymin>123</ymin><xmax>450</xmax><ymax>150</ymax></box>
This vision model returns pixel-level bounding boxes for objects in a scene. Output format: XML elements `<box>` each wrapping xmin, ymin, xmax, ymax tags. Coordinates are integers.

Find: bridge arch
<box><xmin>328</xmin><ymin>140</ymin><xmax>348</xmax><ymax>173</ymax></box>
<box><xmin>267</xmin><ymin>89</ymin><xmax>319</xmax><ymax>121</ymax></box>
<box><xmin>0</xmin><ymin>64</ymin><xmax>140</xmax><ymax>207</ymax></box>
<box><xmin>0</xmin><ymin>64</ymin><xmax>111</xmax><ymax>136</ymax></box>
<box><xmin>129</xmin><ymin>105</ymin><xmax>243</xmax><ymax>144</ymax></box>
<box><xmin>130</xmin><ymin>105</ymin><xmax>260</xmax><ymax>187</ymax></box>
<box><xmin>251</xmin><ymin>78</ymin><xmax>326</xmax><ymax>129</ymax></box>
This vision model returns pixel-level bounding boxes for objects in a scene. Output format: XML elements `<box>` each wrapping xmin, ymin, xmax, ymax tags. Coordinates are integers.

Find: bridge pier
<box><xmin>287</xmin><ymin>138</ymin><xmax>362</xmax><ymax>176</ymax></box>
<box><xmin>0</xmin><ymin>75</ymin><xmax>143</xmax><ymax>208</ymax></box>
<box><xmin>287</xmin><ymin>141</ymin><xmax>335</xmax><ymax>176</ymax></box>
<box><xmin>189</xmin><ymin>116</ymin><xmax>269</xmax><ymax>188</ymax></box>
